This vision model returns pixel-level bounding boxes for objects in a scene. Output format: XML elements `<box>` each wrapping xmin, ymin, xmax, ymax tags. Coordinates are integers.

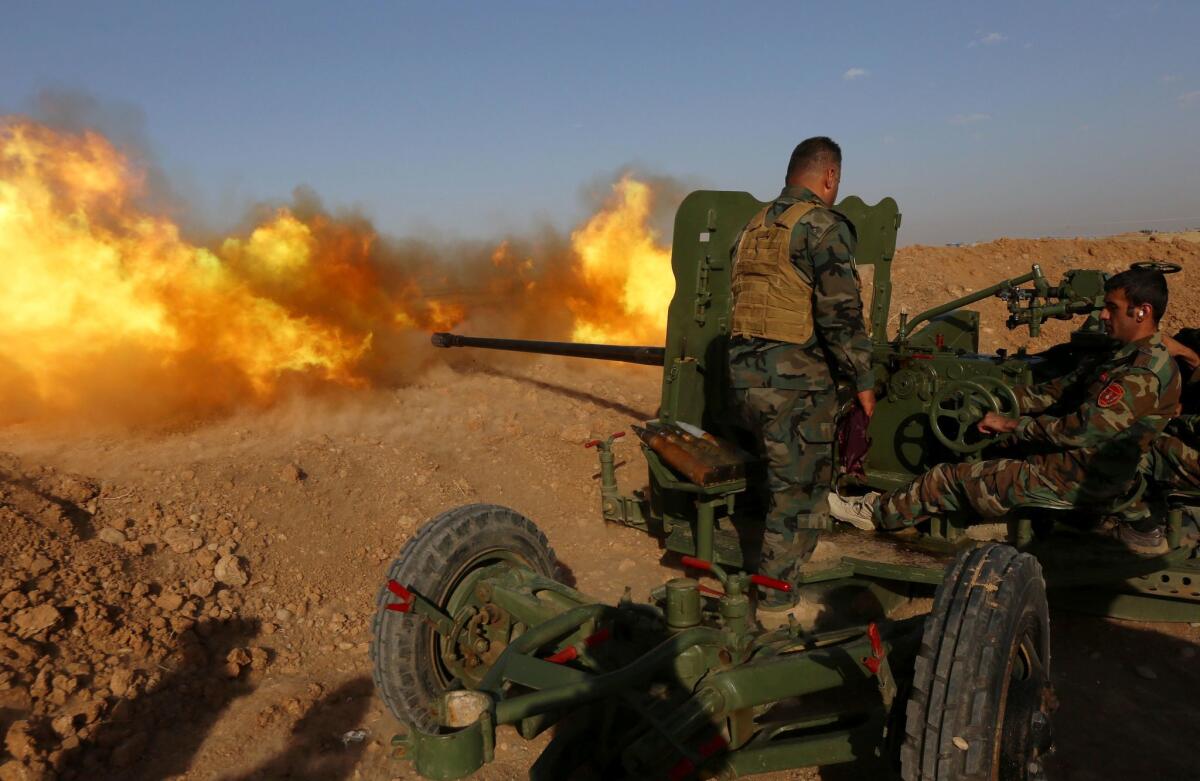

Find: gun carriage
<box><xmin>373</xmin><ymin>191</ymin><xmax>1196</xmax><ymax>780</ymax></box>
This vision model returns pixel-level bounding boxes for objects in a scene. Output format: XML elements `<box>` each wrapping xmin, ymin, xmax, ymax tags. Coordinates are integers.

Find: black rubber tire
<box><xmin>901</xmin><ymin>543</ymin><xmax>1053</xmax><ymax>781</ymax></box>
<box><xmin>370</xmin><ymin>504</ymin><xmax>557</xmax><ymax>731</ymax></box>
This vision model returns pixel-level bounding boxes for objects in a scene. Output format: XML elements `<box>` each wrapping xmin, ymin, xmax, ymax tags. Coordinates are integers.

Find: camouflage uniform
<box><xmin>1144</xmin><ymin>417</ymin><xmax>1200</xmax><ymax>494</ymax></box>
<box><xmin>727</xmin><ymin>186</ymin><xmax>874</xmax><ymax>548</ymax></box>
<box><xmin>874</xmin><ymin>333</ymin><xmax>1181</xmax><ymax>529</ymax></box>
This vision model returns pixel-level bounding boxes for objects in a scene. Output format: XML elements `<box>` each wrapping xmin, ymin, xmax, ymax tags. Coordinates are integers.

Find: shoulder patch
<box><xmin>1097</xmin><ymin>382</ymin><xmax>1125</xmax><ymax>408</ymax></box>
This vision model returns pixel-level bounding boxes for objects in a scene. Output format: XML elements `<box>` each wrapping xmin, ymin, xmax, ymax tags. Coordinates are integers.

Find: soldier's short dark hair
<box><xmin>1105</xmin><ymin>267</ymin><xmax>1168</xmax><ymax>322</ymax></box>
<box><xmin>786</xmin><ymin>137</ymin><xmax>842</xmax><ymax>181</ymax></box>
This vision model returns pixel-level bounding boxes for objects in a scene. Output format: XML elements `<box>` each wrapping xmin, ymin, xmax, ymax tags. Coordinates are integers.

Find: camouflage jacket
<box><xmin>727</xmin><ymin>186</ymin><xmax>873</xmax><ymax>393</ymax></box>
<box><xmin>1012</xmin><ymin>332</ymin><xmax>1181</xmax><ymax>478</ymax></box>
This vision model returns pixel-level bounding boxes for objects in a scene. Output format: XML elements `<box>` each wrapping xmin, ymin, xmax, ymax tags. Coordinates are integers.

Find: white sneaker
<box><xmin>827</xmin><ymin>491</ymin><xmax>880</xmax><ymax>531</ymax></box>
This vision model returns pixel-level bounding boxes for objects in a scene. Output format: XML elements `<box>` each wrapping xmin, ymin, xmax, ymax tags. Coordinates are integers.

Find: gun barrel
<box><xmin>431</xmin><ymin>332</ymin><xmax>666</xmax><ymax>367</ymax></box>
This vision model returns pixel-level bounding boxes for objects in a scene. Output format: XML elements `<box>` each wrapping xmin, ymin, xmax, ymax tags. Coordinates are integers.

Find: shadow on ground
<box><xmin>469</xmin><ymin>365</ymin><xmax>655</xmax><ymax>420</ymax></box>
<box><xmin>57</xmin><ymin>618</ymin><xmax>261</xmax><ymax>780</ymax></box>
<box><xmin>221</xmin><ymin>676</ymin><xmax>374</xmax><ymax>781</ymax></box>
<box><xmin>1044</xmin><ymin>609</ymin><xmax>1200</xmax><ymax>780</ymax></box>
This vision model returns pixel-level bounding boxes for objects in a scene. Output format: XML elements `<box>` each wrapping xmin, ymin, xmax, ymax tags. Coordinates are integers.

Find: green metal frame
<box><xmin>392</xmin><ymin>558</ymin><xmax>922</xmax><ymax>779</ymax></box>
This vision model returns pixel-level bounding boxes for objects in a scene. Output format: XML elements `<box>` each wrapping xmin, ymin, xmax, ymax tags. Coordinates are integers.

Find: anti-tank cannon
<box><xmin>374</xmin><ymin>190</ymin><xmax>1198</xmax><ymax>780</ymax></box>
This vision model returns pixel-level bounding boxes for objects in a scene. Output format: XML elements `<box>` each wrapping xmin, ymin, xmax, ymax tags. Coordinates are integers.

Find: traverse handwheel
<box><xmin>974</xmin><ymin>376</ymin><xmax>1020</xmax><ymax>418</ymax></box>
<box><xmin>928</xmin><ymin>380</ymin><xmax>1001</xmax><ymax>453</ymax></box>
<box><xmin>1130</xmin><ymin>260</ymin><xmax>1181</xmax><ymax>274</ymax></box>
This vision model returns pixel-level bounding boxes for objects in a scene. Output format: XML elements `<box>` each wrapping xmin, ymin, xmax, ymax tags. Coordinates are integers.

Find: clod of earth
<box><xmin>214</xmin><ymin>555</ymin><xmax>249</xmax><ymax>586</ymax></box>
<box><xmin>162</xmin><ymin>526</ymin><xmax>204</xmax><ymax>554</ymax></box>
<box><xmin>10</xmin><ymin>605</ymin><xmax>61</xmax><ymax>640</ymax></box>
<box><xmin>97</xmin><ymin>526</ymin><xmax>126</xmax><ymax>545</ymax></box>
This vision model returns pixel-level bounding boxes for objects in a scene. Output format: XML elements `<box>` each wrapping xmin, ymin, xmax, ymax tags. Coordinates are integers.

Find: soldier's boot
<box><xmin>1116</xmin><ymin>519</ymin><xmax>1169</xmax><ymax>556</ymax></box>
<box><xmin>757</xmin><ymin>530</ymin><xmax>819</xmax><ymax>609</ymax></box>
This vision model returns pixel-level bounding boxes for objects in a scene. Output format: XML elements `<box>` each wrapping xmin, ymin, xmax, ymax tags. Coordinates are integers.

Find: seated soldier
<box><xmin>829</xmin><ymin>268</ymin><xmax>1182</xmax><ymax>554</ymax></box>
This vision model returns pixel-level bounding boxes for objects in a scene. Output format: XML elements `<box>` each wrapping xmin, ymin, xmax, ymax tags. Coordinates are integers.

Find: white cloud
<box><xmin>842</xmin><ymin>67</ymin><xmax>869</xmax><ymax>81</ymax></box>
<box><xmin>949</xmin><ymin>112</ymin><xmax>992</xmax><ymax>125</ymax></box>
<box><xmin>1180</xmin><ymin>91</ymin><xmax>1200</xmax><ymax>107</ymax></box>
<box><xmin>969</xmin><ymin>32</ymin><xmax>1007</xmax><ymax>47</ymax></box>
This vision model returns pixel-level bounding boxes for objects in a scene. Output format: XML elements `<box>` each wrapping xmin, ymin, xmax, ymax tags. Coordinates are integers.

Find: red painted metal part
<box><xmin>545</xmin><ymin>627</ymin><xmax>612</xmax><ymax>664</ymax></box>
<box><xmin>666</xmin><ymin>733</ymin><xmax>729</xmax><ymax>780</ymax></box>
<box><xmin>863</xmin><ymin>622</ymin><xmax>884</xmax><ymax>674</ymax></box>
<box><xmin>585</xmin><ymin>431</ymin><xmax>626</xmax><ymax>449</ymax></box>
<box><xmin>544</xmin><ymin>646</ymin><xmax>578</xmax><ymax>664</ymax></box>
<box><xmin>385</xmin><ymin>580</ymin><xmax>414</xmax><ymax>613</ymax></box>
<box><xmin>679</xmin><ymin>556</ymin><xmax>792</xmax><ymax>592</ymax></box>
<box><xmin>748</xmin><ymin>573</ymin><xmax>792</xmax><ymax>593</ymax></box>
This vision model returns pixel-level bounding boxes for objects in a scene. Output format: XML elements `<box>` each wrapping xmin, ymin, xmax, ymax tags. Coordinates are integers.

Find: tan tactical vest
<box><xmin>730</xmin><ymin>201</ymin><xmax>820</xmax><ymax>344</ymax></box>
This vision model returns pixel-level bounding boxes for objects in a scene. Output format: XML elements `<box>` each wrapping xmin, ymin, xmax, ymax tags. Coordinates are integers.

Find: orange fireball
<box><xmin>0</xmin><ymin>118</ymin><xmax>676</xmax><ymax>426</ymax></box>
<box><xmin>568</xmin><ymin>176</ymin><xmax>674</xmax><ymax>345</ymax></box>
<box><xmin>0</xmin><ymin>120</ymin><xmax>378</xmax><ymax>423</ymax></box>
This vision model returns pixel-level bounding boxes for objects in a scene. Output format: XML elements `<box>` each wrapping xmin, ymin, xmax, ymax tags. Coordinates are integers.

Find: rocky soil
<box><xmin>2</xmin><ymin>232</ymin><xmax>1200</xmax><ymax>780</ymax></box>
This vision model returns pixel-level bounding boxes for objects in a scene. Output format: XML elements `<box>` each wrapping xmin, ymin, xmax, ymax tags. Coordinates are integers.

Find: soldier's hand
<box><xmin>856</xmin><ymin>389</ymin><xmax>876</xmax><ymax>418</ymax></box>
<box><xmin>977</xmin><ymin>411</ymin><xmax>1018</xmax><ymax>434</ymax></box>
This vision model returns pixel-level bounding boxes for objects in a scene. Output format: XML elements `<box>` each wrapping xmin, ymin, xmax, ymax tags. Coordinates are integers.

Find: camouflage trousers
<box><xmin>730</xmin><ymin>386</ymin><xmax>837</xmax><ymax>537</ymax></box>
<box><xmin>1144</xmin><ymin>436</ymin><xmax>1200</xmax><ymax>492</ymax></box>
<box><xmin>875</xmin><ymin>455</ymin><xmax>1129</xmax><ymax>530</ymax></box>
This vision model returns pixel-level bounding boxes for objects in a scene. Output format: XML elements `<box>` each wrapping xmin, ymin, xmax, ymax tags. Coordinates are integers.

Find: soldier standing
<box><xmin>829</xmin><ymin>268</ymin><xmax>1181</xmax><ymax>554</ymax></box>
<box><xmin>728</xmin><ymin>137</ymin><xmax>876</xmax><ymax>593</ymax></box>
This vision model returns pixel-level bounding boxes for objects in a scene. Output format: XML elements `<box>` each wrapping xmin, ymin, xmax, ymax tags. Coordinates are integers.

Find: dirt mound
<box><xmin>0</xmin><ymin>453</ymin><xmax>277</xmax><ymax>780</ymax></box>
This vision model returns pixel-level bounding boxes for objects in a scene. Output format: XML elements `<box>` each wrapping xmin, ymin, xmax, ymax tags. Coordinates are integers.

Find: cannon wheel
<box><xmin>901</xmin><ymin>544</ymin><xmax>1054</xmax><ymax>781</ymax></box>
<box><xmin>371</xmin><ymin>504</ymin><xmax>557</xmax><ymax>731</ymax></box>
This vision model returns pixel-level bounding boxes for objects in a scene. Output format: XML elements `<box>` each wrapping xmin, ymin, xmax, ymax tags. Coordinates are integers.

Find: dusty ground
<box><xmin>3</xmin><ymin>232</ymin><xmax>1200</xmax><ymax>780</ymax></box>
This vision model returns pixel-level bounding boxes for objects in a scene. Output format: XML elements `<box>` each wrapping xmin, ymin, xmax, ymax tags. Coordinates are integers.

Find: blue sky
<box><xmin>2</xmin><ymin>1</ymin><xmax>1198</xmax><ymax>245</ymax></box>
